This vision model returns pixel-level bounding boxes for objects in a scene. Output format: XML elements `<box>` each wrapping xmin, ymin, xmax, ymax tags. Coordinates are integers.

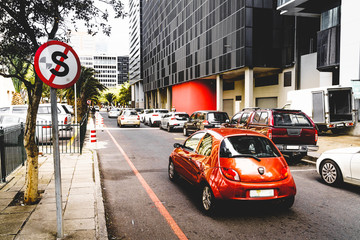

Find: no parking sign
<box><xmin>34</xmin><ymin>40</ymin><xmax>81</xmax><ymax>89</ymax></box>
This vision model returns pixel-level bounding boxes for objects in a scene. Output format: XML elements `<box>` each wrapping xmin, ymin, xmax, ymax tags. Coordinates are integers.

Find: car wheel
<box><xmin>167</xmin><ymin>124</ymin><xmax>172</xmax><ymax>132</ymax></box>
<box><xmin>168</xmin><ymin>160</ymin><xmax>178</xmax><ymax>182</ymax></box>
<box><xmin>183</xmin><ymin>127</ymin><xmax>188</xmax><ymax>136</ymax></box>
<box><xmin>137</xmin><ymin>124</ymin><xmax>140</xmax><ymax>128</ymax></box>
<box><xmin>320</xmin><ymin>160</ymin><xmax>343</xmax><ymax>186</ymax></box>
<box><xmin>149</xmin><ymin>119</ymin><xmax>153</xmax><ymax>127</ymax></box>
<box><xmin>201</xmin><ymin>184</ymin><xmax>216</xmax><ymax>214</ymax></box>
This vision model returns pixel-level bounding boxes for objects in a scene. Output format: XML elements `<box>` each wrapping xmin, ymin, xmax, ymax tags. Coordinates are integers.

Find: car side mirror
<box><xmin>173</xmin><ymin>143</ymin><xmax>182</xmax><ymax>148</ymax></box>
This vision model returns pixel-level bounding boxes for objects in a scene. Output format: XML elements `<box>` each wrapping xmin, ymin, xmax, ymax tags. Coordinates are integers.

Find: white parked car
<box><xmin>140</xmin><ymin>109</ymin><xmax>151</xmax><ymax>123</ymax></box>
<box><xmin>117</xmin><ymin>109</ymin><xmax>140</xmax><ymax>128</ymax></box>
<box><xmin>159</xmin><ymin>112</ymin><xmax>189</xmax><ymax>132</ymax></box>
<box><xmin>0</xmin><ymin>114</ymin><xmax>52</xmax><ymax>143</ymax></box>
<box><xmin>108</xmin><ymin>108</ymin><xmax>121</xmax><ymax>118</ymax></box>
<box><xmin>145</xmin><ymin>109</ymin><xmax>169</xmax><ymax>127</ymax></box>
<box><xmin>0</xmin><ymin>104</ymin><xmax>72</xmax><ymax>138</ymax></box>
<box><xmin>316</xmin><ymin>147</ymin><xmax>360</xmax><ymax>186</ymax></box>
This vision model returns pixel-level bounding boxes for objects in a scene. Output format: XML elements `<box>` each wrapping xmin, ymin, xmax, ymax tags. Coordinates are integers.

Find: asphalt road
<box><xmin>96</xmin><ymin>112</ymin><xmax>360</xmax><ymax>240</ymax></box>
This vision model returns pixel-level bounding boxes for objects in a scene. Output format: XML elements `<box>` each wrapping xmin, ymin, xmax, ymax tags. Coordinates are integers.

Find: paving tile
<box><xmin>2</xmin><ymin>205</ymin><xmax>36</xmax><ymax>214</ymax></box>
<box><xmin>0</xmin><ymin>213</ymin><xmax>29</xmax><ymax>234</ymax></box>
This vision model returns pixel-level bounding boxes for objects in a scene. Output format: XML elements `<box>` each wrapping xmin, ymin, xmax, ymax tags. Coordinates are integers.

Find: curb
<box><xmin>90</xmin><ymin>146</ymin><xmax>108</xmax><ymax>240</ymax></box>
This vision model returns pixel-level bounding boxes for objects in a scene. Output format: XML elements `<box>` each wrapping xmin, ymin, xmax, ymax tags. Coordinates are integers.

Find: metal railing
<box><xmin>0</xmin><ymin>124</ymin><xmax>26</xmax><ymax>182</ymax></box>
<box><xmin>0</xmin><ymin>113</ymin><xmax>89</xmax><ymax>182</ymax></box>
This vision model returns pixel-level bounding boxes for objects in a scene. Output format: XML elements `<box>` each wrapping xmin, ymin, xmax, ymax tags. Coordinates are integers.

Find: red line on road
<box><xmin>105</xmin><ymin>128</ymin><xmax>188</xmax><ymax>240</ymax></box>
<box><xmin>49</xmin><ymin>47</ymin><xmax>70</xmax><ymax>83</ymax></box>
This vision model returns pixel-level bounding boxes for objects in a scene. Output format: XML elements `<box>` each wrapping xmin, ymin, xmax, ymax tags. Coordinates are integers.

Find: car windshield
<box><xmin>220</xmin><ymin>136</ymin><xmax>281</xmax><ymax>158</ymax></box>
<box><xmin>208</xmin><ymin>112</ymin><xmax>229</xmax><ymax>122</ymax></box>
<box><xmin>273</xmin><ymin>112</ymin><xmax>312</xmax><ymax>127</ymax></box>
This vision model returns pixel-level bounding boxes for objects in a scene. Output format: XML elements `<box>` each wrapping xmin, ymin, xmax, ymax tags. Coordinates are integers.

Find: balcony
<box><xmin>317</xmin><ymin>25</ymin><xmax>340</xmax><ymax>71</ymax></box>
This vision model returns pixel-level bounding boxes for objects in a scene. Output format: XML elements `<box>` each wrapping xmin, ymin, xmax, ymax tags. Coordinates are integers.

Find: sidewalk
<box><xmin>0</xmin><ymin>143</ymin><xmax>107</xmax><ymax>240</ymax></box>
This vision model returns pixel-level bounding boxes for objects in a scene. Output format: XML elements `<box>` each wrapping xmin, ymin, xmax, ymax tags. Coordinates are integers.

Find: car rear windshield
<box><xmin>175</xmin><ymin>114</ymin><xmax>189</xmax><ymax>119</ymax></box>
<box><xmin>12</xmin><ymin>107</ymin><xmax>27</xmax><ymax>114</ymax></box>
<box><xmin>220</xmin><ymin>136</ymin><xmax>281</xmax><ymax>158</ymax></box>
<box><xmin>157</xmin><ymin>110</ymin><xmax>169</xmax><ymax>113</ymax></box>
<box><xmin>124</xmin><ymin>110</ymin><xmax>138</xmax><ymax>116</ymax></box>
<box><xmin>273</xmin><ymin>112</ymin><xmax>312</xmax><ymax>127</ymax></box>
<box><xmin>208</xmin><ymin>112</ymin><xmax>229</xmax><ymax>122</ymax></box>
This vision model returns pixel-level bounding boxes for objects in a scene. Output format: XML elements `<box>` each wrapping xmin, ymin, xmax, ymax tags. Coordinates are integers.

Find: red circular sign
<box><xmin>34</xmin><ymin>40</ymin><xmax>81</xmax><ymax>89</ymax></box>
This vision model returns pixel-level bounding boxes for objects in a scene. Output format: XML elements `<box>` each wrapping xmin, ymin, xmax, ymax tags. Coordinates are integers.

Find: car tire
<box><xmin>320</xmin><ymin>160</ymin><xmax>343</xmax><ymax>186</ymax></box>
<box><xmin>183</xmin><ymin>127</ymin><xmax>188</xmax><ymax>136</ymax></box>
<box><xmin>201</xmin><ymin>184</ymin><xmax>216</xmax><ymax>214</ymax></box>
<box><xmin>167</xmin><ymin>124</ymin><xmax>172</xmax><ymax>132</ymax></box>
<box><xmin>168</xmin><ymin>160</ymin><xmax>178</xmax><ymax>182</ymax></box>
<box><xmin>282</xmin><ymin>196</ymin><xmax>295</xmax><ymax>209</ymax></box>
<box><xmin>137</xmin><ymin>124</ymin><xmax>140</xmax><ymax>128</ymax></box>
<box><xmin>149</xmin><ymin>119</ymin><xmax>153</xmax><ymax>127</ymax></box>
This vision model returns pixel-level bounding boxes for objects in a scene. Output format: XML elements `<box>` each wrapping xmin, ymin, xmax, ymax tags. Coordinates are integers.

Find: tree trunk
<box><xmin>23</xmin><ymin>78</ymin><xmax>43</xmax><ymax>204</ymax></box>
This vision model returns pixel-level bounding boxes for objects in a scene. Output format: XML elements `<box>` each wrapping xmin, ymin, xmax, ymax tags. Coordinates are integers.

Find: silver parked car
<box><xmin>159</xmin><ymin>112</ymin><xmax>189</xmax><ymax>132</ymax></box>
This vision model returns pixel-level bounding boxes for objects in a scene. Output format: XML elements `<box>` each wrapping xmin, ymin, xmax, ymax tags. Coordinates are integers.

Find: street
<box><xmin>96</xmin><ymin>112</ymin><xmax>360</xmax><ymax>240</ymax></box>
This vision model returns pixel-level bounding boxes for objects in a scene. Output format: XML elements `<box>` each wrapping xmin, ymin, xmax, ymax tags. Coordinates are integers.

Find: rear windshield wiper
<box><xmin>229</xmin><ymin>154</ymin><xmax>261</xmax><ymax>162</ymax></box>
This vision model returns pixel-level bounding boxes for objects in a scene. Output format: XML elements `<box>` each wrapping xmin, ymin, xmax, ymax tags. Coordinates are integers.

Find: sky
<box><xmin>70</xmin><ymin>0</ymin><xmax>130</xmax><ymax>56</ymax></box>
<box><xmin>95</xmin><ymin>0</ymin><xmax>130</xmax><ymax>56</ymax></box>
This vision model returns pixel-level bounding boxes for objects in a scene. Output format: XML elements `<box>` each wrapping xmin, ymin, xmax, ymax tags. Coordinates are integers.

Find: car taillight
<box><xmin>170</xmin><ymin>117</ymin><xmax>176</xmax><ymax>120</ymax></box>
<box><xmin>221</xmin><ymin>167</ymin><xmax>240</xmax><ymax>181</ymax></box>
<box><xmin>121</xmin><ymin>117</ymin><xmax>125</xmax><ymax>120</ymax></box>
<box><xmin>281</xmin><ymin>166</ymin><xmax>289</xmax><ymax>179</ymax></box>
<box><xmin>315</xmin><ymin>129</ymin><xmax>318</xmax><ymax>143</ymax></box>
<box><xmin>42</xmin><ymin>126</ymin><xmax>51</xmax><ymax>128</ymax></box>
<box><xmin>137</xmin><ymin>115</ymin><xmax>140</xmax><ymax>120</ymax></box>
<box><xmin>153</xmin><ymin>114</ymin><xmax>159</xmax><ymax>116</ymax></box>
<box><xmin>267</xmin><ymin>128</ymin><xmax>272</xmax><ymax>139</ymax></box>
<box><xmin>64</xmin><ymin>117</ymin><xmax>68</xmax><ymax>125</ymax></box>
<box><xmin>202</xmin><ymin>120</ymin><xmax>209</xmax><ymax>125</ymax></box>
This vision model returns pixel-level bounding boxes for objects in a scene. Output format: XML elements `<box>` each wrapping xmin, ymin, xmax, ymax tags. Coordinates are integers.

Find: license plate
<box><xmin>215</xmin><ymin>125</ymin><xmax>221</xmax><ymax>128</ymax></box>
<box><xmin>249</xmin><ymin>189</ymin><xmax>274</xmax><ymax>198</ymax></box>
<box><xmin>336</xmin><ymin>123</ymin><xmax>344</xmax><ymax>127</ymax></box>
<box><xmin>127</xmin><ymin>121</ymin><xmax>134</xmax><ymax>124</ymax></box>
<box><xmin>287</xmin><ymin>145</ymin><xmax>299</xmax><ymax>150</ymax></box>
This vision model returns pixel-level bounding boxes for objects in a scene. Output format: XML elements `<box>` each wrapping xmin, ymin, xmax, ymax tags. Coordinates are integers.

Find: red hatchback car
<box><xmin>169</xmin><ymin>128</ymin><xmax>296</xmax><ymax>213</ymax></box>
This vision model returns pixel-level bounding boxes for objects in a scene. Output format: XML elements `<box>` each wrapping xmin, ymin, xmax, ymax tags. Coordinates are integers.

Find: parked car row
<box><xmin>0</xmin><ymin>103</ymin><xmax>73</xmax><ymax>139</ymax></box>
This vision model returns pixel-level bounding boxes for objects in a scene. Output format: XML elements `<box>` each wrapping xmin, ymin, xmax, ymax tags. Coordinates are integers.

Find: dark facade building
<box><xmin>141</xmin><ymin>0</ymin><xmax>296</xmax><ymax>114</ymax></box>
<box><xmin>117</xmin><ymin>56</ymin><xmax>129</xmax><ymax>85</ymax></box>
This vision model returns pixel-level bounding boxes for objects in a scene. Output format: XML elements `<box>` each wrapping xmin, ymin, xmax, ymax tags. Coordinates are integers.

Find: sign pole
<box><xmin>51</xmin><ymin>87</ymin><xmax>64</xmax><ymax>238</ymax></box>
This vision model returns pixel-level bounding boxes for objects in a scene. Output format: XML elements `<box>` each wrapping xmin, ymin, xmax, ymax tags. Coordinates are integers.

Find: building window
<box><xmin>284</xmin><ymin>71</ymin><xmax>291</xmax><ymax>87</ymax></box>
<box><xmin>321</xmin><ymin>7</ymin><xmax>340</xmax><ymax>30</ymax></box>
<box><xmin>255</xmin><ymin>75</ymin><xmax>279</xmax><ymax>87</ymax></box>
<box><xmin>223</xmin><ymin>80</ymin><xmax>235</xmax><ymax>91</ymax></box>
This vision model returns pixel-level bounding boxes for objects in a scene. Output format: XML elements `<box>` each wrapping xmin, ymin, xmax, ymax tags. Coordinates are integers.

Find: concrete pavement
<box><xmin>0</xmin><ymin>143</ymin><xmax>107</xmax><ymax>240</ymax></box>
<box><xmin>0</xmin><ymin>126</ymin><xmax>360</xmax><ymax>239</ymax></box>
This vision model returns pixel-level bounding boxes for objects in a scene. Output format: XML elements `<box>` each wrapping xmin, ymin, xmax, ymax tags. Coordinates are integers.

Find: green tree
<box><xmin>118</xmin><ymin>82</ymin><xmax>131</xmax><ymax>107</ymax></box>
<box><xmin>69</xmin><ymin>67</ymin><xmax>107</xmax><ymax>122</ymax></box>
<box><xmin>105</xmin><ymin>92</ymin><xmax>116</xmax><ymax>106</ymax></box>
<box><xmin>0</xmin><ymin>1</ymin><xmax>125</xmax><ymax>204</ymax></box>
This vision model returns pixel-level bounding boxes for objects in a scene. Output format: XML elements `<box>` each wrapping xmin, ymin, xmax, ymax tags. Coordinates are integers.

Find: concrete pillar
<box><xmin>244</xmin><ymin>68</ymin><xmax>254</xmax><ymax>108</ymax></box>
<box><xmin>216</xmin><ymin>75</ymin><xmax>223</xmax><ymax>111</ymax></box>
<box><xmin>166</xmin><ymin>87</ymin><xmax>171</xmax><ymax>110</ymax></box>
<box><xmin>157</xmin><ymin>89</ymin><xmax>161</xmax><ymax>108</ymax></box>
<box><xmin>138</xmin><ymin>82</ymin><xmax>144</xmax><ymax>109</ymax></box>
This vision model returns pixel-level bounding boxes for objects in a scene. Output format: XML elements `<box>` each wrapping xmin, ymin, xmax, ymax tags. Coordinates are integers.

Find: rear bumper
<box><xmin>276</xmin><ymin>144</ymin><xmax>319</xmax><ymax>153</ymax></box>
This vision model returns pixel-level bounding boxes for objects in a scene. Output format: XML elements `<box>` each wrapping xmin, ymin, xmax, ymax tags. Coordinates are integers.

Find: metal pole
<box><xmin>51</xmin><ymin>87</ymin><xmax>64</xmax><ymax>238</ymax></box>
<box><xmin>74</xmin><ymin>83</ymin><xmax>78</xmax><ymax>123</ymax></box>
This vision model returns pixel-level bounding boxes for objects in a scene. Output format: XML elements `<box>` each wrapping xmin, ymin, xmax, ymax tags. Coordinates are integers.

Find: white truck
<box><xmin>287</xmin><ymin>86</ymin><xmax>355</xmax><ymax>133</ymax></box>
